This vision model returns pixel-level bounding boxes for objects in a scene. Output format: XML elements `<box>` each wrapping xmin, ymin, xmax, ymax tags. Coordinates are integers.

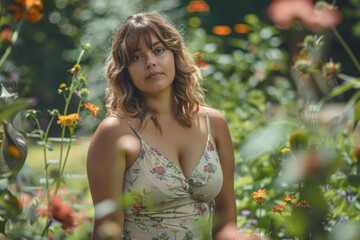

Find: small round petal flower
<box><xmin>272</xmin><ymin>203</ymin><xmax>287</xmax><ymax>213</ymax></box>
<box><xmin>282</xmin><ymin>194</ymin><xmax>295</xmax><ymax>202</ymax></box>
<box><xmin>79</xmin><ymin>88</ymin><xmax>90</xmax><ymax>98</ymax></box>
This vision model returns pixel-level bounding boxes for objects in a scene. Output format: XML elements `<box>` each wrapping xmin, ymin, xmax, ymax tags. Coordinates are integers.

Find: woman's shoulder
<box><xmin>94</xmin><ymin>115</ymin><xmax>132</xmax><ymax>139</ymax></box>
<box><xmin>199</xmin><ymin>106</ymin><xmax>227</xmax><ymax>125</ymax></box>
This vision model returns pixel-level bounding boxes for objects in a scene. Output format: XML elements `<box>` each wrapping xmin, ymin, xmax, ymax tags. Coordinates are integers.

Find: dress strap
<box><xmin>127</xmin><ymin>121</ymin><xmax>142</xmax><ymax>140</ymax></box>
<box><xmin>205</xmin><ymin>112</ymin><xmax>211</xmax><ymax>136</ymax></box>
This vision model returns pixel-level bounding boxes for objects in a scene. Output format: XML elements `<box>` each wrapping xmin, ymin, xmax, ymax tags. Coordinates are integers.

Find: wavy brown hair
<box><xmin>105</xmin><ymin>12</ymin><xmax>205</xmax><ymax>130</ymax></box>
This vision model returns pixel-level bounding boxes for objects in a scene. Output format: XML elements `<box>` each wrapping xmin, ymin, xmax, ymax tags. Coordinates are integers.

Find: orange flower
<box><xmin>234</xmin><ymin>24</ymin><xmax>250</xmax><ymax>34</ymax></box>
<box><xmin>272</xmin><ymin>203</ymin><xmax>287</xmax><ymax>213</ymax></box>
<box><xmin>213</xmin><ymin>25</ymin><xmax>231</xmax><ymax>36</ymax></box>
<box><xmin>82</xmin><ymin>103</ymin><xmax>99</xmax><ymax>117</ymax></box>
<box><xmin>252</xmin><ymin>189</ymin><xmax>267</xmax><ymax>203</ymax></box>
<box><xmin>9</xmin><ymin>0</ymin><xmax>44</xmax><ymax>23</ymax></box>
<box><xmin>294</xmin><ymin>200</ymin><xmax>310</xmax><ymax>208</ymax></box>
<box><xmin>49</xmin><ymin>197</ymin><xmax>77</xmax><ymax>234</ymax></box>
<box><xmin>0</xmin><ymin>28</ymin><xmax>13</xmax><ymax>42</ymax></box>
<box><xmin>186</xmin><ymin>1</ymin><xmax>210</xmax><ymax>13</ymax></box>
<box><xmin>57</xmin><ymin>113</ymin><xmax>80</xmax><ymax>127</ymax></box>
<box><xmin>282</xmin><ymin>194</ymin><xmax>295</xmax><ymax>202</ymax></box>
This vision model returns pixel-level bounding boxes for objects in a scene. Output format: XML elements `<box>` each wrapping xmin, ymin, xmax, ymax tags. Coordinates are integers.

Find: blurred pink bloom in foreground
<box><xmin>267</xmin><ymin>0</ymin><xmax>343</xmax><ymax>31</ymax></box>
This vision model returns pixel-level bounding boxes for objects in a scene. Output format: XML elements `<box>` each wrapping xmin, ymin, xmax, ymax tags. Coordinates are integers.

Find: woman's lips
<box><xmin>146</xmin><ymin>72</ymin><xmax>162</xmax><ymax>79</ymax></box>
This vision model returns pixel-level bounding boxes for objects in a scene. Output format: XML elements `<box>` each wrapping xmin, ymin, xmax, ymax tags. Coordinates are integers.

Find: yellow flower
<box><xmin>57</xmin><ymin>113</ymin><xmax>80</xmax><ymax>127</ymax></box>
<box><xmin>252</xmin><ymin>189</ymin><xmax>267</xmax><ymax>203</ymax></box>
<box><xmin>74</xmin><ymin>64</ymin><xmax>81</xmax><ymax>71</ymax></box>
<box><xmin>281</xmin><ymin>147</ymin><xmax>290</xmax><ymax>153</ymax></box>
<box><xmin>79</xmin><ymin>88</ymin><xmax>90</xmax><ymax>98</ymax></box>
<box><xmin>59</xmin><ymin>83</ymin><xmax>67</xmax><ymax>89</ymax></box>
<box><xmin>82</xmin><ymin>103</ymin><xmax>99</xmax><ymax>117</ymax></box>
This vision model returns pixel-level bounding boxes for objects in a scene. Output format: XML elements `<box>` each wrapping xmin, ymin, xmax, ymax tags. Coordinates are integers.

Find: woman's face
<box><xmin>127</xmin><ymin>32</ymin><xmax>176</xmax><ymax>97</ymax></box>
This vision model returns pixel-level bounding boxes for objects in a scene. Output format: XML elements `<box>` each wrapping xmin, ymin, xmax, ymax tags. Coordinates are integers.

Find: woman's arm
<box><xmin>207</xmin><ymin>109</ymin><xmax>238</xmax><ymax>239</ymax></box>
<box><xmin>87</xmin><ymin>117</ymin><xmax>128</xmax><ymax>240</ymax></box>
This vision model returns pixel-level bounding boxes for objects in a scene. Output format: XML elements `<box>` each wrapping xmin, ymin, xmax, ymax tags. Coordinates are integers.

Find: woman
<box><xmin>87</xmin><ymin>12</ymin><xmax>237</xmax><ymax>240</ymax></box>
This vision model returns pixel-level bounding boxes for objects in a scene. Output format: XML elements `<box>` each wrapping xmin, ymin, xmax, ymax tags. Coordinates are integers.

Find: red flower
<box><xmin>294</xmin><ymin>200</ymin><xmax>310</xmax><ymax>208</ymax></box>
<box><xmin>353</xmin><ymin>144</ymin><xmax>360</xmax><ymax>162</ymax></box>
<box><xmin>0</xmin><ymin>28</ymin><xmax>13</xmax><ymax>42</ymax></box>
<box><xmin>207</xmin><ymin>140</ymin><xmax>215</xmax><ymax>151</ymax></box>
<box><xmin>272</xmin><ymin>203</ymin><xmax>287</xmax><ymax>213</ymax></box>
<box><xmin>267</xmin><ymin>0</ymin><xmax>342</xmax><ymax>32</ymax></box>
<box><xmin>282</xmin><ymin>194</ymin><xmax>295</xmax><ymax>202</ymax></box>
<box><xmin>187</xmin><ymin>1</ymin><xmax>210</xmax><ymax>13</ymax></box>
<box><xmin>49</xmin><ymin>197</ymin><xmax>77</xmax><ymax>234</ymax></box>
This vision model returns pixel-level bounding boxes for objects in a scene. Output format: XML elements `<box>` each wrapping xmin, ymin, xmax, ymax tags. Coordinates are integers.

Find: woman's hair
<box><xmin>105</xmin><ymin>11</ymin><xmax>205</xmax><ymax>130</ymax></box>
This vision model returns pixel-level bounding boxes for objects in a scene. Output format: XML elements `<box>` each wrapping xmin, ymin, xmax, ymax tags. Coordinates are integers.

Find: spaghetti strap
<box><xmin>205</xmin><ymin>112</ymin><xmax>211</xmax><ymax>136</ymax></box>
<box><xmin>127</xmin><ymin>121</ymin><xmax>142</xmax><ymax>140</ymax></box>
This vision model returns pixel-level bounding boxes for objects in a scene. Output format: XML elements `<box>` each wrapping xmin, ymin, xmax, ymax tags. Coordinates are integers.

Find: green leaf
<box><xmin>0</xmin><ymin>98</ymin><xmax>32</xmax><ymax>122</ymax></box>
<box><xmin>354</xmin><ymin>100</ymin><xmax>360</xmax><ymax>129</ymax></box>
<box><xmin>0</xmin><ymin>179</ymin><xmax>8</xmax><ymax>191</ymax></box>
<box><xmin>319</xmin><ymin>81</ymin><xmax>357</xmax><ymax>107</ymax></box>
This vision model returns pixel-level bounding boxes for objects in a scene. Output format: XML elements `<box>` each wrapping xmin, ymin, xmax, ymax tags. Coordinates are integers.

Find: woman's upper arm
<box><xmin>208</xmin><ymin>108</ymin><xmax>236</xmax><ymax>215</ymax></box>
<box><xmin>87</xmin><ymin>117</ymin><xmax>125</xmax><ymax>205</ymax></box>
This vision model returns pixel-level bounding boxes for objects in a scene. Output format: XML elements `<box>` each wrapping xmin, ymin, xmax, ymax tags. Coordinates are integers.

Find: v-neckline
<box><xmin>141</xmin><ymin>134</ymin><xmax>212</xmax><ymax>180</ymax></box>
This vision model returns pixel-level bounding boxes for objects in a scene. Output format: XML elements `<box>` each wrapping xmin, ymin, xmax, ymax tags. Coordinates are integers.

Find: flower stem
<box><xmin>0</xmin><ymin>19</ymin><xmax>23</xmax><ymax>71</ymax></box>
<box><xmin>41</xmin><ymin>219</ymin><xmax>52</xmax><ymax>237</ymax></box>
<box><xmin>333</xmin><ymin>27</ymin><xmax>360</xmax><ymax>74</ymax></box>
<box><xmin>259</xmin><ymin>208</ymin><xmax>262</xmax><ymax>238</ymax></box>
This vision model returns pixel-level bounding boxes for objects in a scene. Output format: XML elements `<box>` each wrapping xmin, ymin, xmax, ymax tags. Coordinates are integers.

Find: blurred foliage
<box><xmin>0</xmin><ymin>0</ymin><xmax>360</xmax><ymax>239</ymax></box>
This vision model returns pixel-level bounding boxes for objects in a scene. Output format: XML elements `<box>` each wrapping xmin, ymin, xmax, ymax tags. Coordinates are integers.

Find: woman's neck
<box><xmin>143</xmin><ymin>88</ymin><xmax>175</xmax><ymax>119</ymax></box>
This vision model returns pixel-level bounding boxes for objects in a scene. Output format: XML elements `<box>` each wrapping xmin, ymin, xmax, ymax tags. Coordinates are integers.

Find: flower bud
<box><xmin>79</xmin><ymin>76</ymin><xmax>86</xmax><ymax>83</ymax></box>
<box><xmin>322</xmin><ymin>61</ymin><xmax>341</xmax><ymax>78</ymax></box>
<box><xmin>59</xmin><ymin>83</ymin><xmax>67</xmax><ymax>89</ymax></box>
<box><xmin>354</xmin><ymin>144</ymin><xmax>360</xmax><ymax>162</ymax></box>
<box><xmin>294</xmin><ymin>59</ymin><xmax>311</xmax><ymax>74</ymax></box>
<box><xmin>69</xmin><ymin>68</ymin><xmax>75</xmax><ymax>74</ymax></box>
<box><xmin>74</xmin><ymin>64</ymin><xmax>81</xmax><ymax>71</ymax></box>
<box><xmin>79</xmin><ymin>88</ymin><xmax>90</xmax><ymax>98</ymax></box>
<box><xmin>82</xmin><ymin>43</ymin><xmax>91</xmax><ymax>50</ymax></box>
<box><xmin>289</xmin><ymin>132</ymin><xmax>308</xmax><ymax>152</ymax></box>
<box><xmin>50</xmin><ymin>109</ymin><xmax>59</xmax><ymax>116</ymax></box>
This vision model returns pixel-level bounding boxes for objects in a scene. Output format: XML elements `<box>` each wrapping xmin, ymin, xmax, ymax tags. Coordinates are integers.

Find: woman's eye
<box><xmin>132</xmin><ymin>55</ymin><xmax>142</xmax><ymax>61</ymax></box>
<box><xmin>154</xmin><ymin>48</ymin><xmax>164</xmax><ymax>54</ymax></box>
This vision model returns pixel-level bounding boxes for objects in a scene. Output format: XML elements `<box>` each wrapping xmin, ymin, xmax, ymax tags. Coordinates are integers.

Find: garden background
<box><xmin>1</xmin><ymin>0</ymin><xmax>360</xmax><ymax>239</ymax></box>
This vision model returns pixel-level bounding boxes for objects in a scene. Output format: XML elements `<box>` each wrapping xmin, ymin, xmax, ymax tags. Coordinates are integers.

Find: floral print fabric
<box><xmin>123</xmin><ymin>114</ymin><xmax>223</xmax><ymax>240</ymax></box>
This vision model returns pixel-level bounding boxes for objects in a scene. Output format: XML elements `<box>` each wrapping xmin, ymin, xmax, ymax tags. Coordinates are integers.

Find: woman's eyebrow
<box><xmin>134</xmin><ymin>41</ymin><xmax>162</xmax><ymax>52</ymax></box>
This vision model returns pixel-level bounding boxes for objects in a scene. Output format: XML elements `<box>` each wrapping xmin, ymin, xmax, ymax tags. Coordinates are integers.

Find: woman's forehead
<box><xmin>136</xmin><ymin>32</ymin><xmax>161</xmax><ymax>50</ymax></box>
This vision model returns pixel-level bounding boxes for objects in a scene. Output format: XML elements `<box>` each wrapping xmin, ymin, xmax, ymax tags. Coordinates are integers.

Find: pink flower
<box><xmin>194</xmin><ymin>203</ymin><xmax>207</xmax><ymax>215</ymax></box>
<box><xmin>153</xmin><ymin>166</ymin><xmax>166</xmax><ymax>177</ymax></box>
<box><xmin>267</xmin><ymin>0</ymin><xmax>342</xmax><ymax>32</ymax></box>
<box><xmin>207</xmin><ymin>141</ymin><xmax>214</xmax><ymax>151</ymax></box>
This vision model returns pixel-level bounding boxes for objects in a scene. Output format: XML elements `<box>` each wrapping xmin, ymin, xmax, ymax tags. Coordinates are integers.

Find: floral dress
<box><xmin>123</xmin><ymin>113</ymin><xmax>223</xmax><ymax>240</ymax></box>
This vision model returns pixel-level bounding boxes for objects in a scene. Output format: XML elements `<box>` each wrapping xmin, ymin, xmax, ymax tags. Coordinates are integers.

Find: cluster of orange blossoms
<box><xmin>252</xmin><ymin>190</ymin><xmax>310</xmax><ymax>214</ymax></box>
<box><xmin>9</xmin><ymin>0</ymin><xmax>44</xmax><ymax>23</ymax></box>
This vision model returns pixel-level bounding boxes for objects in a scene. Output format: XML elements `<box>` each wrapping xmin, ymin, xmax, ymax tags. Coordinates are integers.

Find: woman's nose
<box><xmin>145</xmin><ymin>54</ymin><xmax>156</xmax><ymax>69</ymax></box>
